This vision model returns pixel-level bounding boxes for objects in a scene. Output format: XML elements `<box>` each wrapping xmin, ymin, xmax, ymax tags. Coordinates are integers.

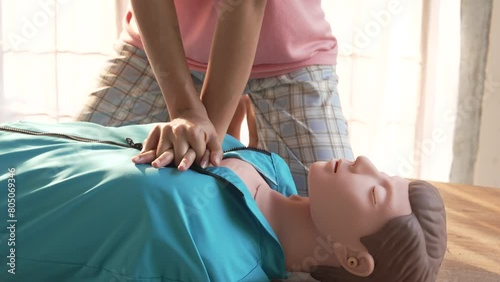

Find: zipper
<box><xmin>0</xmin><ymin>126</ymin><xmax>143</xmax><ymax>150</ymax></box>
<box><xmin>223</xmin><ymin>146</ymin><xmax>271</xmax><ymax>156</ymax></box>
<box><xmin>0</xmin><ymin>125</ymin><xmax>272</xmax><ymax>155</ymax></box>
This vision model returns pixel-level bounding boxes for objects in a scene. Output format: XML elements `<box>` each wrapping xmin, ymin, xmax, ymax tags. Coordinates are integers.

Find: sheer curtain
<box><xmin>323</xmin><ymin>0</ymin><xmax>460</xmax><ymax>182</ymax></box>
<box><xmin>0</xmin><ymin>0</ymin><xmax>126</xmax><ymax>122</ymax></box>
<box><xmin>451</xmin><ymin>0</ymin><xmax>494</xmax><ymax>184</ymax></box>
<box><xmin>1</xmin><ymin>0</ymin><xmax>461</xmax><ymax>182</ymax></box>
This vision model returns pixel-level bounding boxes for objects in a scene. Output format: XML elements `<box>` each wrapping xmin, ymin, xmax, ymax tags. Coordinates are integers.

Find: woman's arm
<box><xmin>201</xmin><ymin>0</ymin><xmax>267</xmax><ymax>143</ymax></box>
<box><xmin>131</xmin><ymin>0</ymin><xmax>199</xmax><ymax>119</ymax></box>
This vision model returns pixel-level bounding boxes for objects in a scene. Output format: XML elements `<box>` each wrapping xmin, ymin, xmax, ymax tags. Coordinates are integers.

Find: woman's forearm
<box><xmin>131</xmin><ymin>0</ymin><xmax>204</xmax><ymax>119</ymax></box>
<box><xmin>201</xmin><ymin>0</ymin><xmax>267</xmax><ymax>142</ymax></box>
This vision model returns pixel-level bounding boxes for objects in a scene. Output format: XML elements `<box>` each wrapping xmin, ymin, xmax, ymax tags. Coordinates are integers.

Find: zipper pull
<box><xmin>126</xmin><ymin>138</ymin><xmax>143</xmax><ymax>150</ymax></box>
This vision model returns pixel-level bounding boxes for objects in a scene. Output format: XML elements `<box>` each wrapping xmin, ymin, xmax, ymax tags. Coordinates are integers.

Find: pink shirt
<box><xmin>120</xmin><ymin>0</ymin><xmax>337</xmax><ymax>78</ymax></box>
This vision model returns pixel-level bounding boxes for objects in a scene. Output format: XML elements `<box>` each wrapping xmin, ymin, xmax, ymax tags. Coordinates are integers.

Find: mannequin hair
<box><xmin>310</xmin><ymin>180</ymin><xmax>447</xmax><ymax>282</ymax></box>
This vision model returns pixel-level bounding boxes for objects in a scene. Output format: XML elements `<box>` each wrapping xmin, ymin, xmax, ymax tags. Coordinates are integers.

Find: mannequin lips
<box><xmin>334</xmin><ymin>160</ymin><xmax>339</xmax><ymax>173</ymax></box>
<box><xmin>331</xmin><ymin>158</ymin><xmax>357</xmax><ymax>174</ymax></box>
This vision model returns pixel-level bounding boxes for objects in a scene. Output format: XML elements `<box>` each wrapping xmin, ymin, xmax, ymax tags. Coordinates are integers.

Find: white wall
<box><xmin>474</xmin><ymin>0</ymin><xmax>500</xmax><ymax>188</ymax></box>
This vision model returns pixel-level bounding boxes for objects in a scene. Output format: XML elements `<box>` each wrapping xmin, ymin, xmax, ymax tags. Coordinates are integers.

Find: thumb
<box><xmin>206</xmin><ymin>137</ymin><xmax>223</xmax><ymax>166</ymax></box>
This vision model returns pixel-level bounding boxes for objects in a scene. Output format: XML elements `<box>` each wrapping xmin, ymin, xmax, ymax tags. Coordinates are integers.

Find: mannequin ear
<box><xmin>333</xmin><ymin>242</ymin><xmax>375</xmax><ymax>277</ymax></box>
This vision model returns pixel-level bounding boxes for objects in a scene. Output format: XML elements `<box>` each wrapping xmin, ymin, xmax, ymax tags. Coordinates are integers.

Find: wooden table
<box><xmin>433</xmin><ymin>182</ymin><xmax>500</xmax><ymax>282</ymax></box>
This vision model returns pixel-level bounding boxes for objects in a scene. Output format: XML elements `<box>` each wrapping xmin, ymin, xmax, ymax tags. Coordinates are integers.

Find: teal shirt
<box><xmin>0</xmin><ymin>122</ymin><xmax>296</xmax><ymax>281</ymax></box>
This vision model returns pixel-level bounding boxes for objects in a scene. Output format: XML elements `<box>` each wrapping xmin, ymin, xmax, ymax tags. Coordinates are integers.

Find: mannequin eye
<box><xmin>372</xmin><ymin>186</ymin><xmax>377</xmax><ymax>205</ymax></box>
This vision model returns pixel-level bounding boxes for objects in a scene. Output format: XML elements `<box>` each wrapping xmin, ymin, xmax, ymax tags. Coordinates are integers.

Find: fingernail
<box><xmin>133</xmin><ymin>156</ymin><xmax>142</xmax><ymax>162</ymax></box>
<box><xmin>200</xmin><ymin>160</ymin><xmax>208</xmax><ymax>169</ymax></box>
<box><xmin>215</xmin><ymin>155</ymin><xmax>221</xmax><ymax>165</ymax></box>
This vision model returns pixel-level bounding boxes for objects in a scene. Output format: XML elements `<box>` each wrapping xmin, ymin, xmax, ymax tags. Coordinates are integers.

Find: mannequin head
<box><xmin>308</xmin><ymin>157</ymin><xmax>447</xmax><ymax>282</ymax></box>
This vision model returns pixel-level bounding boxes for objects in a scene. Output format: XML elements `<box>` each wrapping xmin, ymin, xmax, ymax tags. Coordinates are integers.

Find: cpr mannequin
<box><xmin>0</xmin><ymin>122</ymin><xmax>446</xmax><ymax>282</ymax></box>
<box><xmin>218</xmin><ymin>156</ymin><xmax>447</xmax><ymax>282</ymax></box>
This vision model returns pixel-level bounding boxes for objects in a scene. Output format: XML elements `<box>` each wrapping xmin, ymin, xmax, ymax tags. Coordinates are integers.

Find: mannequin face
<box><xmin>308</xmin><ymin>156</ymin><xmax>412</xmax><ymax>251</ymax></box>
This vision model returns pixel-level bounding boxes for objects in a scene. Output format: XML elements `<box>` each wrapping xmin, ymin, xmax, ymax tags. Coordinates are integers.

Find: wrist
<box><xmin>170</xmin><ymin>103</ymin><xmax>208</xmax><ymax>121</ymax></box>
<box><xmin>162</xmin><ymin>80</ymin><xmax>206</xmax><ymax>120</ymax></box>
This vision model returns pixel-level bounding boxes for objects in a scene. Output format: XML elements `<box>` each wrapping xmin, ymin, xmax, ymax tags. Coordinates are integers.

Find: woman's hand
<box><xmin>131</xmin><ymin>0</ymin><xmax>221</xmax><ymax>171</ymax></box>
<box><xmin>132</xmin><ymin>110</ymin><xmax>222</xmax><ymax>171</ymax></box>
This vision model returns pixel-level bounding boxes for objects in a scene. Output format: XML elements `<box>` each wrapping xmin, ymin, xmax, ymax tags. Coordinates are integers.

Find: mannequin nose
<box><xmin>354</xmin><ymin>156</ymin><xmax>379</xmax><ymax>174</ymax></box>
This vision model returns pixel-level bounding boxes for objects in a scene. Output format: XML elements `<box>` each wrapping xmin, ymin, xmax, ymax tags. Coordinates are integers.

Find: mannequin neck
<box><xmin>256</xmin><ymin>188</ymin><xmax>341</xmax><ymax>272</ymax></box>
<box><xmin>220</xmin><ymin>158</ymin><xmax>341</xmax><ymax>272</ymax></box>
